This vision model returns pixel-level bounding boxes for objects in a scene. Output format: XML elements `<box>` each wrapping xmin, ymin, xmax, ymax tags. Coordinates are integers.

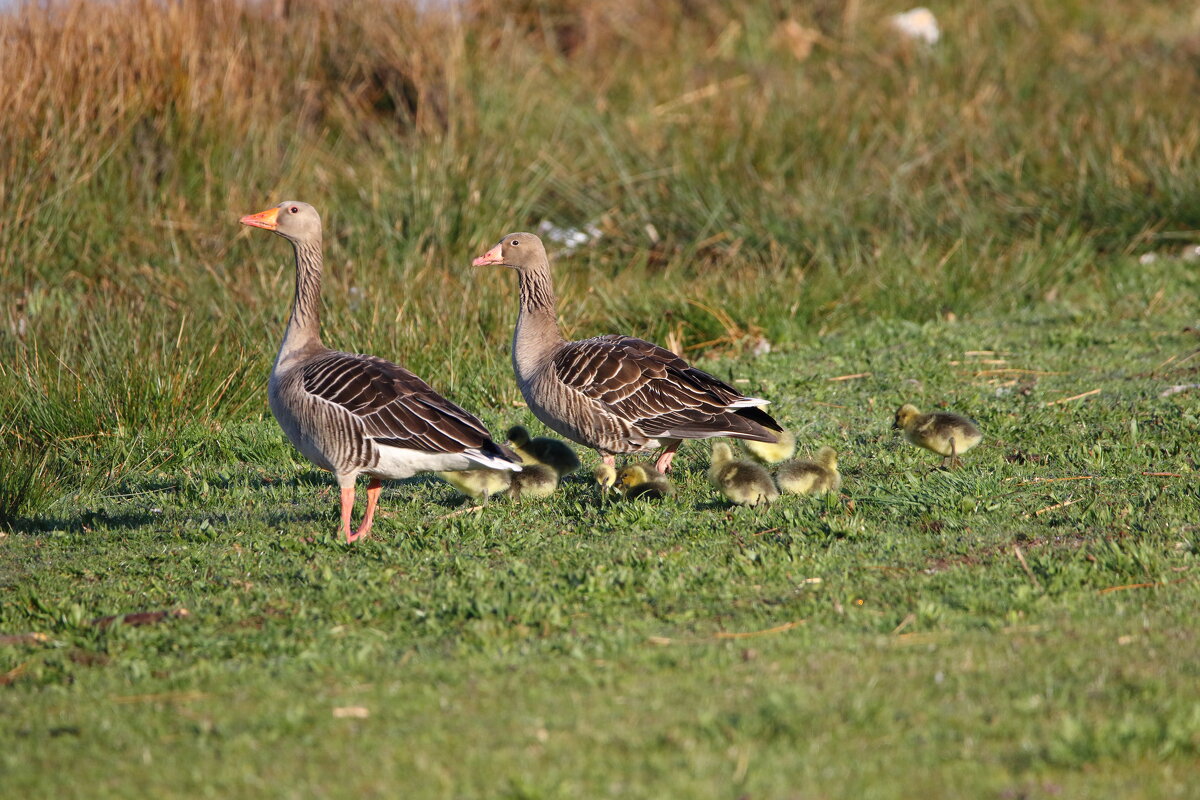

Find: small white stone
<box><xmin>537</xmin><ymin>220</ymin><xmax>602</xmax><ymax>253</ymax></box>
<box><xmin>890</xmin><ymin>7</ymin><xmax>940</xmax><ymax>45</ymax></box>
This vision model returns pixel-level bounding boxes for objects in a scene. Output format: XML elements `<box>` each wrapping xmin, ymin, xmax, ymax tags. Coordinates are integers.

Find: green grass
<box><xmin>3</xmin><ymin>0</ymin><xmax>1200</xmax><ymax>795</ymax></box>
<box><xmin>3</xmin><ymin>311</ymin><xmax>1199</xmax><ymax>798</ymax></box>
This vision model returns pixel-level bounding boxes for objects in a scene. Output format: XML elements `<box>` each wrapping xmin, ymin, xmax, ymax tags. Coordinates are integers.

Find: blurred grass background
<box><xmin>2</xmin><ymin>0</ymin><xmax>1199</xmax><ymax>524</ymax></box>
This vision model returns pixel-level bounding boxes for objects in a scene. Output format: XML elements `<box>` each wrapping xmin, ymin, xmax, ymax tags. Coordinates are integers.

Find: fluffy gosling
<box><xmin>594</xmin><ymin>463</ymin><xmax>617</xmax><ymax>494</ymax></box>
<box><xmin>893</xmin><ymin>404</ymin><xmax>982</xmax><ymax>468</ymax></box>
<box><xmin>506</xmin><ymin>425</ymin><xmax>581</xmax><ymax>477</ymax></box>
<box><xmin>709</xmin><ymin>442</ymin><xmax>779</xmax><ymax>507</ymax></box>
<box><xmin>438</xmin><ymin>469</ymin><xmax>512</xmax><ymax>501</ymax></box>
<box><xmin>614</xmin><ymin>463</ymin><xmax>674</xmax><ymax>500</ymax></box>
<box><xmin>510</xmin><ymin>463</ymin><xmax>558</xmax><ymax>500</ymax></box>
<box><xmin>777</xmin><ymin>446</ymin><xmax>841</xmax><ymax>495</ymax></box>
<box><xmin>743</xmin><ymin>430</ymin><xmax>796</xmax><ymax>465</ymax></box>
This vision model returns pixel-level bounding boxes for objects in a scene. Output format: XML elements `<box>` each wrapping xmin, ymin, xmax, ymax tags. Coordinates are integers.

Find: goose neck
<box><xmin>277</xmin><ymin>237</ymin><xmax>324</xmax><ymax>369</ymax></box>
<box><xmin>513</xmin><ymin>264</ymin><xmax>562</xmax><ymax>378</ymax></box>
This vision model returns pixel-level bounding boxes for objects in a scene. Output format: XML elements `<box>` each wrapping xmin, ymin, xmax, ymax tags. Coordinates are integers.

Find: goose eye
<box><xmin>289</xmin><ymin>206</ymin><xmax>299</xmax><ymax>214</ymax></box>
<box><xmin>511</xmin><ymin>239</ymin><xmax>520</xmax><ymax>246</ymax></box>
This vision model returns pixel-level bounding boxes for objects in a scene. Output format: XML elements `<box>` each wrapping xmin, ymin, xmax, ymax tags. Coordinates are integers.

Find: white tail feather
<box><xmin>464</xmin><ymin>449</ymin><xmax>523</xmax><ymax>472</ymax></box>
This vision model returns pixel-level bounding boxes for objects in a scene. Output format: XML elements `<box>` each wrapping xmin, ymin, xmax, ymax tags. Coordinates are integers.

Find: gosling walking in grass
<box><xmin>614</xmin><ymin>463</ymin><xmax>674</xmax><ymax>500</ymax></box>
<box><xmin>509</xmin><ymin>463</ymin><xmax>559</xmax><ymax>500</ymax></box>
<box><xmin>438</xmin><ymin>469</ymin><xmax>512</xmax><ymax>501</ymax></box>
<box><xmin>593</xmin><ymin>463</ymin><xmax>617</xmax><ymax>494</ymax></box>
<box><xmin>893</xmin><ymin>404</ymin><xmax>982</xmax><ymax>469</ymax></box>
<box><xmin>777</xmin><ymin>446</ymin><xmax>841</xmax><ymax>495</ymax></box>
<box><xmin>440</xmin><ymin>462</ymin><xmax>558</xmax><ymax>501</ymax></box>
<box><xmin>506</xmin><ymin>425</ymin><xmax>581</xmax><ymax>478</ymax></box>
<box><xmin>743</xmin><ymin>430</ymin><xmax>796</xmax><ymax>465</ymax></box>
<box><xmin>709</xmin><ymin>442</ymin><xmax>779</xmax><ymax>507</ymax></box>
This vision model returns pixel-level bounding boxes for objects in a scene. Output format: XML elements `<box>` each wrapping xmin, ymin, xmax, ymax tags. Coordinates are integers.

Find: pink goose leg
<box><xmin>654</xmin><ymin>440</ymin><xmax>682</xmax><ymax>474</ymax></box>
<box><xmin>339</xmin><ymin>487</ymin><xmax>357</xmax><ymax>542</ymax></box>
<box><xmin>357</xmin><ymin>479</ymin><xmax>383</xmax><ymax>538</ymax></box>
<box><xmin>338</xmin><ymin>479</ymin><xmax>382</xmax><ymax>543</ymax></box>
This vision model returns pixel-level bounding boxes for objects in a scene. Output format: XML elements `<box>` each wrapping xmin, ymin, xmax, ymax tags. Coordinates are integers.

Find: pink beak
<box><xmin>472</xmin><ymin>243</ymin><xmax>505</xmax><ymax>267</ymax></box>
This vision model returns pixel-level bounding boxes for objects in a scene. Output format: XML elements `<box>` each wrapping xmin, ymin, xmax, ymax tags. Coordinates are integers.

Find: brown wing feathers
<box><xmin>553</xmin><ymin>336</ymin><xmax>782</xmax><ymax>442</ymax></box>
<box><xmin>302</xmin><ymin>351</ymin><xmax>503</xmax><ymax>456</ymax></box>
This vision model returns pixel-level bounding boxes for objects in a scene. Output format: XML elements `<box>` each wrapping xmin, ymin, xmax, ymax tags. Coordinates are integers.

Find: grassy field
<box><xmin>3</xmin><ymin>311</ymin><xmax>1199</xmax><ymax>797</ymax></box>
<box><xmin>2</xmin><ymin>0</ymin><xmax>1200</xmax><ymax>796</ymax></box>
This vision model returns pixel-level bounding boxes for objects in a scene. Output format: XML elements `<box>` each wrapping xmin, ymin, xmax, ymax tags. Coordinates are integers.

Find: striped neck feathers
<box><xmin>278</xmin><ymin>237</ymin><xmax>325</xmax><ymax>367</ymax></box>
<box><xmin>513</xmin><ymin>263</ymin><xmax>563</xmax><ymax>377</ymax></box>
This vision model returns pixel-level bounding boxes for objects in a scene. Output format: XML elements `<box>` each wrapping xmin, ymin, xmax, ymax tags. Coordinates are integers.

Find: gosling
<box><xmin>777</xmin><ymin>446</ymin><xmax>841</xmax><ymax>495</ymax></box>
<box><xmin>743</xmin><ymin>430</ymin><xmax>796</xmax><ymax>465</ymax></box>
<box><xmin>510</xmin><ymin>463</ymin><xmax>558</xmax><ymax>500</ymax></box>
<box><xmin>709</xmin><ymin>442</ymin><xmax>779</xmax><ymax>507</ymax></box>
<box><xmin>893</xmin><ymin>404</ymin><xmax>982</xmax><ymax>468</ymax></box>
<box><xmin>614</xmin><ymin>463</ymin><xmax>674</xmax><ymax>500</ymax></box>
<box><xmin>506</xmin><ymin>425</ymin><xmax>581</xmax><ymax>478</ymax></box>
<box><xmin>594</xmin><ymin>463</ymin><xmax>617</xmax><ymax>490</ymax></box>
<box><xmin>438</xmin><ymin>469</ymin><xmax>511</xmax><ymax>501</ymax></box>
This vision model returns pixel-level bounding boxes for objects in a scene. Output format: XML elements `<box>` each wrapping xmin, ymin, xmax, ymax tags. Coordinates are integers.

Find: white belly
<box><xmin>367</xmin><ymin>444</ymin><xmax>480</xmax><ymax>480</ymax></box>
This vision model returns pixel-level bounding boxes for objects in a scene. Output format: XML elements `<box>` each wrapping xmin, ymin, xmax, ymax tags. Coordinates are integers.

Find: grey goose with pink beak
<box><xmin>474</xmin><ymin>232</ymin><xmax>782</xmax><ymax>473</ymax></box>
<box><xmin>242</xmin><ymin>201</ymin><xmax>518</xmax><ymax>543</ymax></box>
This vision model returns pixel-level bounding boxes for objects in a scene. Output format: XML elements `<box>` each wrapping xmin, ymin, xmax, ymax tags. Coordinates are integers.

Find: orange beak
<box><xmin>472</xmin><ymin>243</ymin><xmax>505</xmax><ymax>267</ymax></box>
<box><xmin>240</xmin><ymin>206</ymin><xmax>280</xmax><ymax>230</ymax></box>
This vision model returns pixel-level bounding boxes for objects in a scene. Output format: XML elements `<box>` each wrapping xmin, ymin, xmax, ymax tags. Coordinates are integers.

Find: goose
<box><xmin>474</xmin><ymin>233</ymin><xmax>783</xmax><ymax>474</ymax></box>
<box><xmin>743</xmin><ymin>430</ymin><xmax>796</xmax><ymax>464</ymax></box>
<box><xmin>506</xmin><ymin>425</ymin><xmax>581</xmax><ymax>477</ymax></box>
<box><xmin>893</xmin><ymin>404</ymin><xmax>982</xmax><ymax>468</ymax></box>
<box><xmin>777</xmin><ymin>446</ymin><xmax>841</xmax><ymax>495</ymax></box>
<box><xmin>614</xmin><ymin>463</ymin><xmax>675</xmax><ymax>500</ymax></box>
<box><xmin>709</xmin><ymin>442</ymin><xmax>779</xmax><ymax>507</ymax></box>
<box><xmin>241</xmin><ymin>201</ymin><xmax>519</xmax><ymax>542</ymax></box>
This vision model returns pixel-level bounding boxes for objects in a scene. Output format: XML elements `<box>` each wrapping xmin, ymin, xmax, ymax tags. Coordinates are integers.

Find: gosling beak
<box><xmin>240</xmin><ymin>206</ymin><xmax>280</xmax><ymax>230</ymax></box>
<box><xmin>472</xmin><ymin>243</ymin><xmax>505</xmax><ymax>267</ymax></box>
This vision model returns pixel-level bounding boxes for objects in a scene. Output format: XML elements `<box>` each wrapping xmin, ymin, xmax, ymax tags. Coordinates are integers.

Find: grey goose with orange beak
<box><xmin>473</xmin><ymin>232</ymin><xmax>782</xmax><ymax>473</ymax></box>
<box><xmin>241</xmin><ymin>201</ymin><xmax>518</xmax><ymax>542</ymax></box>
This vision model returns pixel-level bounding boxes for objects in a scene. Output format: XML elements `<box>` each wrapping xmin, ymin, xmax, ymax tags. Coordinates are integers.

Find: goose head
<box><xmin>472</xmin><ymin>232</ymin><xmax>548</xmax><ymax>272</ymax></box>
<box><xmin>240</xmin><ymin>201</ymin><xmax>322</xmax><ymax>243</ymax></box>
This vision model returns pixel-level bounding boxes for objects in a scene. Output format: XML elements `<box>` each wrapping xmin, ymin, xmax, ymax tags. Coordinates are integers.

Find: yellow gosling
<box><xmin>510</xmin><ymin>463</ymin><xmax>558</xmax><ymax>500</ymax></box>
<box><xmin>743</xmin><ymin>430</ymin><xmax>796</xmax><ymax>465</ymax></box>
<box><xmin>614</xmin><ymin>463</ymin><xmax>674</xmax><ymax>500</ymax></box>
<box><xmin>777</xmin><ymin>446</ymin><xmax>841</xmax><ymax>495</ymax></box>
<box><xmin>506</xmin><ymin>425</ymin><xmax>582</xmax><ymax>477</ymax></box>
<box><xmin>437</xmin><ymin>468</ymin><xmax>512</xmax><ymax>500</ymax></box>
<box><xmin>709</xmin><ymin>442</ymin><xmax>779</xmax><ymax>507</ymax></box>
<box><xmin>893</xmin><ymin>404</ymin><xmax>983</xmax><ymax>468</ymax></box>
<box><xmin>593</xmin><ymin>463</ymin><xmax>617</xmax><ymax>494</ymax></box>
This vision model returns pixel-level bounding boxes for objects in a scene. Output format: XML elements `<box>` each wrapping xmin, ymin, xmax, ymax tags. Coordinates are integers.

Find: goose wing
<box><xmin>301</xmin><ymin>350</ymin><xmax>512</xmax><ymax>461</ymax></box>
<box><xmin>551</xmin><ymin>335</ymin><xmax>781</xmax><ymax>440</ymax></box>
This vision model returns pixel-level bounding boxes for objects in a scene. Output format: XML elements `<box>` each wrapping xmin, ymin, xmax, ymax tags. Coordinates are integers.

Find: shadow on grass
<box><xmin>4</xmin><ymin>509</ymin><xmax>160</xmax><ymax>535</ymax></box>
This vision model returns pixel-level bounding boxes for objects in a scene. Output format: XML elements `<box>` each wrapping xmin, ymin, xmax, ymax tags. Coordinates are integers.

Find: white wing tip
<box><xmin>730</xmin><ymin>397</ymin><xmax>770</xmax><ymax>408</ymax></box>
<box><xmin>465</xmin><ymin>450</ymin><xmax>523</xmax><ymax>472</ymax></box>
